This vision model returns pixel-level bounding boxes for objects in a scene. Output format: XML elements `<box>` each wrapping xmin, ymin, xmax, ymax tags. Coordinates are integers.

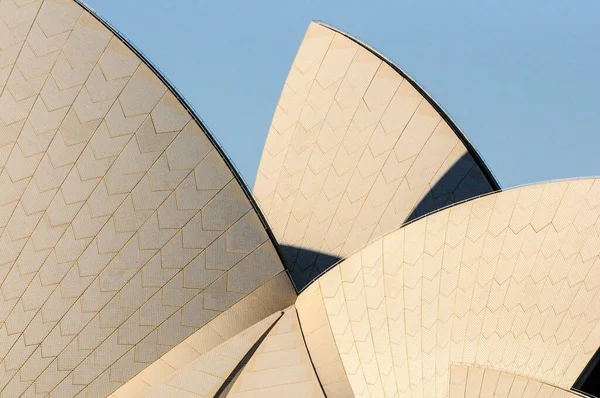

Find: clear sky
<box><xmin>84</xmin><ymin>0</ymin><xmax>600</xmax><ymax>190</ymax></box>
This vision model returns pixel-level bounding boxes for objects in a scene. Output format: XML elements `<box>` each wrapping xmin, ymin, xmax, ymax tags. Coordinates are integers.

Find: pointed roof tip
<box><xmin>309</xmin><ymin>20</ymin><xmax>502</xmax><ymax>191</ymax></box>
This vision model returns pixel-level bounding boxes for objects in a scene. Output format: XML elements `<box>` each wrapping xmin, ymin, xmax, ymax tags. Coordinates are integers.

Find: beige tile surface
<box><xmin>296</xmin><ymin>179</ymin><xmax>600</xmax><ymax>397</ymax></box>
<box><xmin>0</xmin><ymin>1</ymin><xmax>293</xmax><ymax>397</ymax></box>
<box><xmin>227</xmin><ymin>306</ymin><xmax>324</xmax><ymax>398</ymax></box>
<box><xmin>111</xmin><ymin>310</ymin><xmax>283</xmax><ymax>398</ymax></box>
<box><xmin>109</xmin><ymin>271</ymin><xmax>296</xmax><ymax>397</ymax></box>
<box><xmin>296</xmin><ymin>280</ymin><xmax>354</xmax><ymax>398</ymax></box>
<box><xmin>1</xmin><ymin>2</ymin><xmax>597</xmax><ymax>398</ymax></box>
<box><xmin>254</xmin><ymin>22</ymin><xmax>497</xmax><ymax>289</ymax></box>
<box><xmin>449</xmin><ymin>364</ymin><xmax>584</xmax><ymax>397</ymax></box>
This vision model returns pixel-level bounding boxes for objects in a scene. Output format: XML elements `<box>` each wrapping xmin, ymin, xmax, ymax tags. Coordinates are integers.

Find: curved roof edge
<box><xmin>450</xmin><ymin>365</ymin><xmax>586</xmax><ymax>397</ymax></box>
<box><xmin>297</xmin><ymin>176</ymin><xmax>600</xmax><ymax>294</ymax></box>
<box><xmin>317</xmin><ymin>21</ymin><xmax>502</xmax><ymax>192</ymax></box>
<box><xmin>73</xmin><ymin>0</ymin><xmax>294</xmax><ymax>289</ymax></box>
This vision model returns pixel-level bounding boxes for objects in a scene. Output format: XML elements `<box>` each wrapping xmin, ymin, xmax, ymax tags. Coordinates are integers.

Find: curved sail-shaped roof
<box><xmin>0</xmin><ymin>1</ymin><xmax>295</xmax><ymax>397</ymax></box>
<box><xmin>2</xmin><ymin>2</ymin><xmax>597</xmax><ymax>398</ymax></box>
<box><xmin>295</xmin><ymin>179</ymin><xmax>600</xmax><ymax>397</ymax></box>
<box><xmin>254</xmin><ymin>22</ymin><xmax>500</xmax><ymax>290</ymax></box>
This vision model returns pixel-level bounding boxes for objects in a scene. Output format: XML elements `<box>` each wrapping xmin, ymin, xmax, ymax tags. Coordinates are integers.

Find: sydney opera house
<box><xmin>0</xmin><ymin>0</ymin><xmax>597</xmax><ymax>397</ymax></box>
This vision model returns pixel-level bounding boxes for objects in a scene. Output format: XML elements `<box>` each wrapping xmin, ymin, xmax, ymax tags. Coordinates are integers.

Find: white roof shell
<box><xmin>254</xmin><ymin>22</ymin><xmax>499</xmax><ymax>290</ymax></box>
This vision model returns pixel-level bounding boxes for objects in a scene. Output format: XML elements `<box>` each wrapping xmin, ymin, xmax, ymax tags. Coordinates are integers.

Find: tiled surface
<box><xmin>226</xmin><ymin>306</ymin><xmax>324</xmax><ymax>398</ymax></box>
<box><xmin>296</xmin><ymin>278</ymin><xmax>354</xmax><ymax>397</ymax></box>
<box><xmin>109</xmin><ymin>271</ymin><xmax>296</xmax><ymax>397</ymax></box>
<box><xmin>449</xmin><ymin>364</ymin><xmax>583</xmax><ymax>397</ymax></box>
<box><xmin>112</xmin><ymin>306</ymin><xmax>323</xmax><ymax>398</ymax></box>
<box><xmin>254</xmin><ymin>22</ymin><xmax>496</xmax><ymax>289</ymax></box>
<box><xmin>298</xmin><ymin>180</ymin><xmax>600</xmax><ymax>397</ymax></box>
<box><xmin>112</xmin><ymin>311</ymin><xmax>282</xmax><ymax>398</ymax></box>
<box><xmin>2</xmin><ymin>2</ymin><xmax>598</xmax><ymax>398</ymax></box>
<box><xmin>0</xmin><ymin>1</ymin><xmax>292</xmax><ymax>397</ymax></box>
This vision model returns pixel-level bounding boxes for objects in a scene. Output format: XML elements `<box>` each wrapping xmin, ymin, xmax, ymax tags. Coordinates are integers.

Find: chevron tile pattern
<box><xmin>299</xmin><ymin>179</ymin><xmax>600</xmax><ymax>397</ymax></box>
<box><xmin>119</xmin><ymin>311</ymin><xmax>283</xmax><ymax>398</ymax></box>
<box><xmin>253</xmin><ymin>22</ymin><xmax>497</xmax><ymax>289</ymax></box>
<box><xmin>0</xmin><ymin>0</ymin><xmax>43</xmax><ymax>125</ymax></box>
<box><xmin>109</xmin><ymin>271</ymin><xmax>296</xmax><ymax>397</ymax></box>
<box><xmin>113</xmin><ymin>306</ymin><xmax>324</xmax><ymax>398</ymax></box>
<box><xmin>2</xmin><ymin>3</ymin><xmax>599</xmax><ymax>398</ymax></box>
<box><xmin>226</xmin><ymin>306</ymin><xmax>324</xmax><ymax>398</ymax></box>
<box><xmin>449</xmin><ymin>365</ymin><xmax>583</xmax><ymax>398</ymax></box>
<box><xmin>0</xmin><ymin>1</ymin><xmax>294</xmax><ymax>397</ymax></box>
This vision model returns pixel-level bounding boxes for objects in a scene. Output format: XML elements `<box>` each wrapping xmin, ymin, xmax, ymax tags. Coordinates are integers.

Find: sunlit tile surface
<box><xmin>0</xmin><ymin>1</ymin><xmax>294</xmax><ymax>396</ymax></box>
<box><xmin>254</xmin><ymin>22</ymin><xmax>498</xmax><ymax>290</ymax></box>
<box><xmin>297</xmin><ymin>180</ymin><xmax>600</xmax><ymax>397</ymax></box>
<box><xmin>1</xmin><ymin>3</ymin><xmax>598</xmax><ymax>398</ymax></box>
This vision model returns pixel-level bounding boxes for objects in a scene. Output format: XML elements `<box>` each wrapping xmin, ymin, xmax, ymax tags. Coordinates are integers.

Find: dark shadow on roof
<box><xmin>286</xmin><ymin>152</ymin><xmax>496</xmax><ymax>293</ymax></box>
<box><xmin>572</xmin><ymin>346</ymin><xmax>600</xmax><ymax>397</ymax></box>
<box><xmin>279</xmin><ymin>245</ymin><xmax>342</xmax><ymax>292</ymax></box>
<box><xmin>404</xmin><ymin>152</ymin><xmax>495</xmax><ymax>224</ymax></box>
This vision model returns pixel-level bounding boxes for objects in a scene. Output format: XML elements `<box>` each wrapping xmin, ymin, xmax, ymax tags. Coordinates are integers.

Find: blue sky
<box><xmin>84</xmin><ymin>0</ymin><xmax>600</xmax><ymax>190</ymax></box>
